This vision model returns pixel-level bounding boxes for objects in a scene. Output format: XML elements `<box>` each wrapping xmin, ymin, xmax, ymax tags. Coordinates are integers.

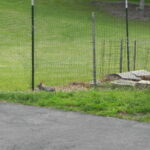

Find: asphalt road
<box><xmin>0</xmin><ymin>102</ymin><xmax>150</xmax><ymax>150</ymax></box>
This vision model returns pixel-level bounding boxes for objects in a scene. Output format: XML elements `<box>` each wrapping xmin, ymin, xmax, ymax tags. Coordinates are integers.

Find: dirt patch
<box><xmin>91</xmin><ymin>1</ymin><xmax>150</xmax><ymax>21</ymax></box>
<box><xmin>55</xmin><ymin>85</ymin><xmax>88</xmax><ymax>92</ymax></box>
<box><xmin>36</xmin><ymin>81</ymin><xmax>102</xmax><ymax>92</ymax></box>
<box><xmin>55</xmin><ymin>82</ymin><xmax>92</xmax><ymax>92</ymax></box>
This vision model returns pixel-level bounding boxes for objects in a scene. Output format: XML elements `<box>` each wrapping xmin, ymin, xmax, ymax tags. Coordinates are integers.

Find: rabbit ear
<box><xmin>39</xmin><ymin>80</ymin><xmax>43</xmax><ymax>84</ymax></box>
<box><xmin>38</xmin><ymin>81</ymin><xmax>42</xmax><ymax>86</ymax></box>
<box><xmin>40</xmin><ymin>80</ymin><xmax>45</xmax><ymax>85</ymax></box>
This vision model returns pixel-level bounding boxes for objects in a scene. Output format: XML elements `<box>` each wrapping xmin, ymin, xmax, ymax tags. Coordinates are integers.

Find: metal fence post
<box><xmin>133</xmin><ymin>40</ymin><xmax>137</xmax><ymax>70</ymax></box>
<box><xmin>92</xmin><ymin>12</ymin><xmax>97</xmax><ymax>87</ymax></box>
<box><xmin>120</xmin><ymin>40</ymin><xmax>123</xmax><ymax>73</ymax></box>
<box><xmin>125</xmin><ymin>0</ymin><xmax>130</xmax><ymax>71</ymax></box>
<box><xmin>31</xmin><ymin>0</ymin><xmax>35</xmax><ymax>91</ymax></box>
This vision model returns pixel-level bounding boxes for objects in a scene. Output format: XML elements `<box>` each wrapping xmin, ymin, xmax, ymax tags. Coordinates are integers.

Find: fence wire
<box><xmin>0</xmin><ymin>0</ymin><xmax>150</xmax><ymax>91</ymax></box>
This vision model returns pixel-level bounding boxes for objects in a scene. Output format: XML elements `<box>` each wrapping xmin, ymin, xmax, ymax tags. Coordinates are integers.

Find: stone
<box><xmin>135</xmin><ymin>80</ymin><xmax>150</xmax><ymax>88</ymax></box>
<box><xmin>131</xmin><ymin>70</ymin><xmax>150</xmax><ymax>77</ymax></box>
<box><xmin>111</xmin><ymin>79</ymin><xmax>137</xmax><ymax>86</ymax></box>
<box><xmin>117</xmin><ymin>72</ymin><xmax>141</xmax><ymax>81</ymax></box>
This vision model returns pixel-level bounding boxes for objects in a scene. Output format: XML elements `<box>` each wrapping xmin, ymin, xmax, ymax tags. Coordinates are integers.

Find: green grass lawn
<box><xmin>0</xmin><ymin>0</ymin><xmax>150</xmax><ymax>123</ymax></box>
<box><xmin>0</xmin><ymin>89</ymin><xmax>150</xmax><ymax>122</ymax></box>
<box><xmin>0</xmin><ymin>0</ymin><xmax>150</xmax><ymax>91</ymax></box>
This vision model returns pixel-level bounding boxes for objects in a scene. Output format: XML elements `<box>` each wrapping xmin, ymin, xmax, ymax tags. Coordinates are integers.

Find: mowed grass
<box><xmin>0</xmin><ymin>89</ymin><xmax>150</xmax><ymax>122</ymax></box>
<box><xmin>0</xmin><ymin>0</ymin><xmax>150</xmax><ymax>91</ymax></box>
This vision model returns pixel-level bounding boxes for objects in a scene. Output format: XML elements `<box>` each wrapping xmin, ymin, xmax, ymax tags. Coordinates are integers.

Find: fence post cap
<box><xmin>125</xmin><ymin>0</ymin><xmax>128</xmax><ymax>8</ymax></box>
<box><xmin>31</xmin><ymin>0</ymin><xmax>35</xmax><ymax>6</ymax></box>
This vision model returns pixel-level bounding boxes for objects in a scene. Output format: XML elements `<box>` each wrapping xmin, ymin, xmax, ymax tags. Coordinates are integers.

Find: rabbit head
<box><xmin>38</xmin><ymin>81</ymin><xmax>45</xmax><ymax>89</ymax></box>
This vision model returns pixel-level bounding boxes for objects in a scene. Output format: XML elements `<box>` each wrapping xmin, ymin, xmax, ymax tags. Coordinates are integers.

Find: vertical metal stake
<box><xmin>120</xmin><ymin>40</ymin><xmax>123</xmax><ymax>73</ymax></box>
<box><xmin>125</xmin><ymin>0</ymin><xmax>130</xmax><ymax>71</ymax></box>
<box><xmin>92</xmin><ymin>12</ymin><xmax>97</xmax><ymax>87</ymax></box>
<box><xmin>133</xmin><ymin>40</ymin><xmax>137</xmax><ymax>70</ymax></box>
<box><xmin>31</xmin><ymin>0</ymin><xmax>35</xmax><ymax>91</ymax></box>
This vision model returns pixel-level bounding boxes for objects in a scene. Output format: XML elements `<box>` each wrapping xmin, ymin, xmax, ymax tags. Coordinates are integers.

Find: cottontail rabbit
<box><xmin>38</xmin><ymin>82</ymin><xmax>55</xmax><ymax>92</ymax></box>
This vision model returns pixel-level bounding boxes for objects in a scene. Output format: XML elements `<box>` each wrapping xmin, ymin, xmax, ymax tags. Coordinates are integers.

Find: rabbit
<box><xmin>38</xmin><ymin>82</ymin><xmax>55</xmax><ymax>92</ymax></box>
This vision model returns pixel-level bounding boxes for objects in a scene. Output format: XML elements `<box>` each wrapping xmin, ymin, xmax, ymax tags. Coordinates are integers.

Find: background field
<box><xmin>0</xmin><ymin>0</ymin><xmax>150</xmax><ymax>91</ymax></box>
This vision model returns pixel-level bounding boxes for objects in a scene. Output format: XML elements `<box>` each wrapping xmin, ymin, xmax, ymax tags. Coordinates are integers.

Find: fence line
<box><xmin>0</xmin><ymin>1</ymin><xmax>150</xmax><ymax>91</ymax></box>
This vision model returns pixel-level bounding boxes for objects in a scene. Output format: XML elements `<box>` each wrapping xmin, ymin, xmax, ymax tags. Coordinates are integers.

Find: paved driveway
<box><xmin>0</xmin><ymin>102</ymin><xmax>150</xmax><ymax>150</ymax></box>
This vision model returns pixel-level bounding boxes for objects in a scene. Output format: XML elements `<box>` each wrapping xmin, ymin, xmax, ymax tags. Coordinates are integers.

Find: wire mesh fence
<box><xmin>0</xmin><ymin>0</ymin><xmax>150</xmax><ymax>91</ymax></box>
